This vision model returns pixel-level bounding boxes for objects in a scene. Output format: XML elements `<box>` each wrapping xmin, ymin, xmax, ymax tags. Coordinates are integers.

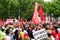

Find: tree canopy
<box><xmin>0</xmin><ymin>0</ymin><xmax>60</xmax><ymax>20</ymax></box>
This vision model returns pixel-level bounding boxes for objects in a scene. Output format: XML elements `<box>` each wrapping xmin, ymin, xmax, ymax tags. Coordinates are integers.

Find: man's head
<box><xmin>2</xmin><ymin>36</ymin><xmax>10</xmax><ymax>40</ymax></box>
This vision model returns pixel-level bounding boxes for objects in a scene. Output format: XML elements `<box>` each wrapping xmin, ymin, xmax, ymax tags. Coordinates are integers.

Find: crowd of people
<box><xmin>0</xmin><ymin>17</ymin><xmax>60</xmax><ymax>40</ymax></box>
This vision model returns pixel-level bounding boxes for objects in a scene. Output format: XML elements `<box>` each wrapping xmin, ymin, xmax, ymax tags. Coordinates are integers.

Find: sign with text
<box><xmin>33</xmin><ymin>29</ymin><xmax>48</xmax><ymax>40</ymax></box>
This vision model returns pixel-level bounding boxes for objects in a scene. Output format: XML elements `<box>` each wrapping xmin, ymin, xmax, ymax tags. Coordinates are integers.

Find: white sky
<box><xmin>44</xmin><ymin>0</ymin><xmax>52</xmax><ymax>2</ymax></box>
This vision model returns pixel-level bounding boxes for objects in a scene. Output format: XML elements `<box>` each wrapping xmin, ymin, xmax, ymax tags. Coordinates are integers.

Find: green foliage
<box><xmin>0</xmin><ymin>0</ymin><xmax>19</xmax><ymax>19</ymax></box>
<box><xmin>0</xmin><ymin>0</ymin><xmax>60</xmax><ymax>20</ymax></box>
<box><xmin>42</xmin><ymin>0</ymin><xmax>60</xmax><ymax>17</ymax></box>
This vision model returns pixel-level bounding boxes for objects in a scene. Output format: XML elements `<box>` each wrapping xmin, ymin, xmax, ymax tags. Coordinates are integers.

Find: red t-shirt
<box><xmin>52</xmin><ymin>30</ymin><xmax>60</xmax><ymax>40</ymax></box>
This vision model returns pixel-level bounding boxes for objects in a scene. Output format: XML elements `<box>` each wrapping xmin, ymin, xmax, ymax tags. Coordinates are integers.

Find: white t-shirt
<box><xmin>51</xmin><ymin>36</ymin><xmax>55</xmax><ymax>40</ymax></box>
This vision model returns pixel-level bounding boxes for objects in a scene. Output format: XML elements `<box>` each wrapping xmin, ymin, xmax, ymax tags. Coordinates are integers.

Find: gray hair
<box><xmin>2</xmin><ymin>36</ymin><xmax>10</xmax><ymax>40</ymax></box>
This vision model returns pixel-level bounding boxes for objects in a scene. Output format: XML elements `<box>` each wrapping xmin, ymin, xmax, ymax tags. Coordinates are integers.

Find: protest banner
<box><xmin>33</xmin><ymin>29</ymin><xmax>48</xmax><ymax>40</ymax></box>
<box><xmin>32</xmin><ymin>2</ymin><xmax>41</xmax><ymax>24</ymax></box>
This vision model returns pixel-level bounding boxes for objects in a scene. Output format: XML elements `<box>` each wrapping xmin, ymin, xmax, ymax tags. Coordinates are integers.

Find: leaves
<box><xmin>0</xmin><ymin>0</ymin><xmax>60</xmax><ymax>19</ymax></box>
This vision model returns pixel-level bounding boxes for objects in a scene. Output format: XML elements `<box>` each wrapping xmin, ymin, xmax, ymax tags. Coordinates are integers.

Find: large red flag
<box><xmin>32</xmin><ymin>2</ymin><xmax>40</xmax><ymax>24</ymax></box>
<box><xmin>39</xmin><ymin>5</ymin><xmax>44</xmax><ymax>22</ymax></box>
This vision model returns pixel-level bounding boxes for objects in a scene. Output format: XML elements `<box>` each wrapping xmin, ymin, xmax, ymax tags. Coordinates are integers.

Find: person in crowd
<box><xmin>52</xmin><ymin>25</ymin><xmax>60</xmax><ymax>40</ymax></box>
<box><xmin>19</xmin><ymin>28</ymin><xmax>24</xmax><ymax>40</ymax></box>
<box><xmin>16</xmin><ymin>32</ymin><xmax>22</xmax><ymax>40</ymax></box>
<box><xmin>32</xmin><ymin>25</ymin><xmax>38</xmax><ymax>33</ymax></box>
<box><xmin>0</xmin><ymin>17</ymin><xmax>60</xmax><ymax>40</ymax></box>
<box><xmin>24</xmin><ymin>27</ymin><xmax>30</xmax><ymax>40</ymax></box>
<box><xmin>47</xmin><ymin>28</ymin><xmax>55</xmax><ymax>40</ymax></box>
<box><xmin>5</xmin><ymin>27</ymin><xmax>15</xmax><ymax>40</ymax></box>
<box><xmin>2</xmin><ymin>36</ymin><xmax>10</xmax><ymax>40</ymax></box>
<box><xmin>27</xmin><ymin>25</ymin><xmax>34</xmax><ymax>39</ymax></box>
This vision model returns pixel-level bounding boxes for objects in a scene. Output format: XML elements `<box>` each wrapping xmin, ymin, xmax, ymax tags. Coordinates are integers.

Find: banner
<box><xmin>32</xmin><ymin>2</ymin><xmax>40</xmax><ymax>24</ymax></box>
<box><xmin>33</xmin><ymin>29</ymin><xmax>48</xmax><ymax>40</ymax></box>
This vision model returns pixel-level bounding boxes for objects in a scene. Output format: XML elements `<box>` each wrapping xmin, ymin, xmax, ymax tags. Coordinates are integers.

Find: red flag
<box><xmin>39</xmin><ymin>5</ymin><xmax>44</xmax><ymax>22</ymax></box>
<box><xmin>32</xmin><ymin>2</ymin><xmax>40</xmax><ymax>24</ymax></box>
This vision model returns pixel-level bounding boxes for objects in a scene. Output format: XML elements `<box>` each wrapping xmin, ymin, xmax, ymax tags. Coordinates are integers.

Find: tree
<box><xmin>42</xmin><ymin>0</ymin><xmax>60</xmax><ymax>17</ymax></box>
<box><xmin>0</xmin><ymin>0</ymin><xmax>60</xmax><ymax>20</ymax></box>
<box><xmin>19</xmin><ymin>0</ymin><xmax>43</xmax><ymax>20</ymax></box>
<box><xmin>0</xmin><ymin>0</ymin><xmax>19</xmax><ymax>19</ymax></box>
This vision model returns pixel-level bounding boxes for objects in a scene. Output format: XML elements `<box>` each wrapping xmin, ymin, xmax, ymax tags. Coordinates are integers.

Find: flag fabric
<box><xmin>39</xmin><ymin>5</ymin><xmax>44</xmax><ymax>22</ymax></box>
<box><xmin>32</xmin><ymin>2</ymin><xmax>40</xmax><ymax>24</ymax></box>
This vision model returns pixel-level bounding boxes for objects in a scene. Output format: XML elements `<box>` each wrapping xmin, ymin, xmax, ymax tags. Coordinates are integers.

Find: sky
<box><xmin>44</xmin><ymin>0</ymin><xmax>52</xmax><ymax>2</ymax></box>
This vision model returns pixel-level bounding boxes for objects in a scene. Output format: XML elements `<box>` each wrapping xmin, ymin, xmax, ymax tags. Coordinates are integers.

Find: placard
<box><xmin>33</xmin><ymin>29</ymin><xmax>48</xmax><ymax>40</ymax></box>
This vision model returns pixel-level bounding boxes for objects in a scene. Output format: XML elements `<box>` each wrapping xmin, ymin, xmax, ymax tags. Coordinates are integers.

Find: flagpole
<box><xmin>18</xmin><ymin>0</ymin><xmax>21</xmax><ymax>21</ymax></box>
<box><xmin>49</xmin><ymin>15</ymin><xmax>50</xmax><ymax>22</ymax></box>
<box><xmin>51</xmin><ymin>14</ymin><xmax>53</xmax><ymax>22</ymax></box>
